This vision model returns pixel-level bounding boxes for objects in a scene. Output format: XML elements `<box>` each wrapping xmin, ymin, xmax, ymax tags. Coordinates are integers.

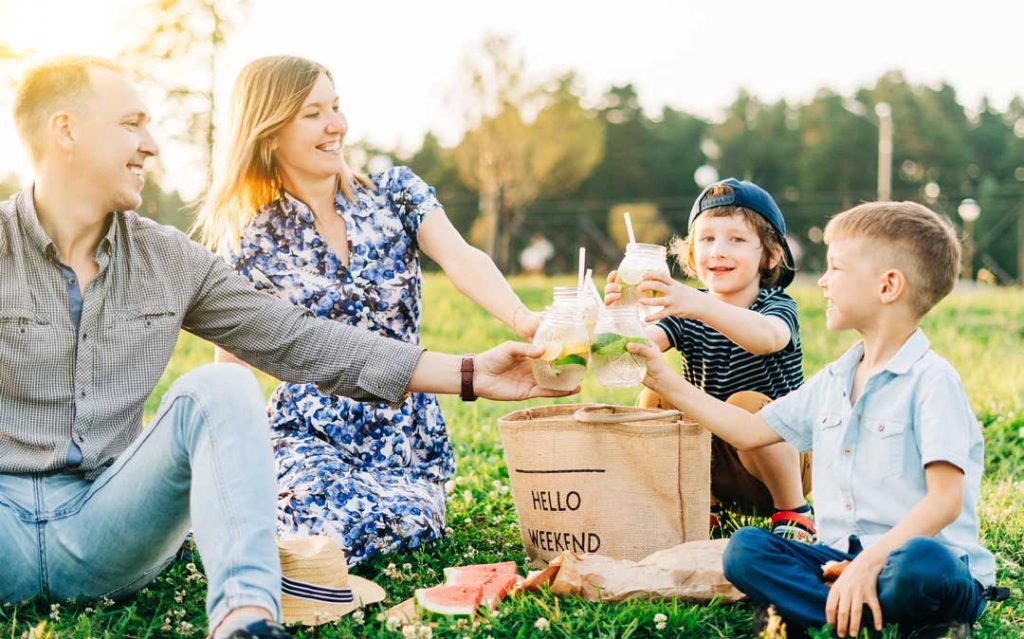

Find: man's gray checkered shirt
<box><xmin>0</xmin><ymin>189</ymin><xmax>424</xmax><ymax>478</ymax></box>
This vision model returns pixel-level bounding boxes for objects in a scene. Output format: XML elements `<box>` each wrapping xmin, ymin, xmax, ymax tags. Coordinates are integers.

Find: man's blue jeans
<box><xmin>723</xmin><ymin>527</ymin><xmax>987</xmax><ymax>634</ymax></box>
<box><xmin>0</xmin><ymin>364</ymin><xmax>280</xmax><ymax>630</ymax></box>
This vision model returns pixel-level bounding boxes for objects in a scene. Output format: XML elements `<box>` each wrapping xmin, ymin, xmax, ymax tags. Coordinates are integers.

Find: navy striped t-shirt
<box><xmin>655</xmin><ymin>287</ymin><xmax>804</xmax><ymax>402</ymax></box>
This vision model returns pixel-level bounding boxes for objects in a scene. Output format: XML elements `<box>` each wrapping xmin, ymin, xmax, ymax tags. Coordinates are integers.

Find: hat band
<box><xmin>699</xmin><ymin>192</ymin><xmax>737</xmax><ymax>211</ymax></box>
<box><xmin>282</xmin><ymin>576</ymin><xmax>355</xmax><ymax>604</ymax></box>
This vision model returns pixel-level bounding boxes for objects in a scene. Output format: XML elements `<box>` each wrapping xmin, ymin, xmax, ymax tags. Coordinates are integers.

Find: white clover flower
<box><xmin>417</xmin><ymin>625</ymin><xmax>433</xmax><ymax>639</ymax></box>
<box><xmin>655</xmin><ymin>621</ymin><xmax>667</xmax><ymax>631</ymax></box>
<box><xmin>534</xmin><ymin>617</ymin><xmax>551</xmax><ymax>631</ymax></box>
<box><xmin>402</xmin><ymin>624</ymin><xmax>418</xmax><ymax>639</ymax></box>
<box><xmin>385</xmin><ymin>617</ymin><xmax>402</xmax><ymax>631</ymax></box>
<box><xmin>352</xmin><ymin>609</ymin><xmax>365</xmax><ymax>624</ymax></box>
<box><xmin>653</xmin><ymin>613</ymin><xmax>667</xmax><ymax>623</ymax></box>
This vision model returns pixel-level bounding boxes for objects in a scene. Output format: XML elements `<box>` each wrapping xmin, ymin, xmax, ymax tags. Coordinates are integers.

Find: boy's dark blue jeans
<box><xmin>723</xmin><ymin>527</ymin><xmax>987</xmax><ymax>635</ymax></box>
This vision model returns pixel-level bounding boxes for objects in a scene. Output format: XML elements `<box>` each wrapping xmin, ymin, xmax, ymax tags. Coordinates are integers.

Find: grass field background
<box><xmin>2</xmin><ymin>274</ymin><xmax>1022</xmax><ymax>638</ymax></box>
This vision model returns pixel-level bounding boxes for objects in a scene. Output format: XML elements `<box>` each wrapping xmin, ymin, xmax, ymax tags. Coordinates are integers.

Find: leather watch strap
<box><xmin>460</xmin><ymin>356</ymin><xmax>476</xmax><ymax>402</ymax></box>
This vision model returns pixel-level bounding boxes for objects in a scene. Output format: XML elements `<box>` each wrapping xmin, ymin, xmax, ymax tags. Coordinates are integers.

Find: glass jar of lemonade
<box><xmin>552</xmin><ymin>285</ymin><xmax>600</xmax><ymax>336</ymax></box>
<box><xmin>616</xmin><ymin>243</ymin><xmax>670</xmax><ymax>319</ymax></box>
<box><xmin>590</xmin><ymin>306</ymin><xmax>651</xmax><ymax>387</ymax></box>
<box><xmin>530</xmin><ymin>305</ymin><xmax>590</xmax><ymax>391</ymax></box>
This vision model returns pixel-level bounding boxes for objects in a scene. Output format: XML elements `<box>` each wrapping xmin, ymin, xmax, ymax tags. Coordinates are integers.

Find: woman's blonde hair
<box><xmin>193</xmin><ymin>55</ymin><xmax>371</xmax><ymax>251</ymax></box>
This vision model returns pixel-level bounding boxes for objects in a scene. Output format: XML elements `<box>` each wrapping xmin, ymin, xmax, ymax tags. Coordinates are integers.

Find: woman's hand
<box><xmin>474</xmin><ymin>342</ymin><xmax>579</xmax><ymax>400</ymax></box>
<box><xmin>636</xmin><ymin>272</ymin><xmax>704</xmax><ymax>322</ymax></box>
<box><xmin>513</xmin><ymin>307</ymin><xmax>544</xmax><ymax>341</ymax></box>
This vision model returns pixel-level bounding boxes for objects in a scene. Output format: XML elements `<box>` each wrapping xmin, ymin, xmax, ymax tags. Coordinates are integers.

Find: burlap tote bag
<box><xmin>498</xmin><ymin>404</ymin><xmax>711</xmax><ymax>566</ymax></box>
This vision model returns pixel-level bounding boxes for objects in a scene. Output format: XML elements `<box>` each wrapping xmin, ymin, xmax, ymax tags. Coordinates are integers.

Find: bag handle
<box><xmin>573</xmin><ymin>404</ymin><xmax>681</xmax><ymax>424</ymax></box>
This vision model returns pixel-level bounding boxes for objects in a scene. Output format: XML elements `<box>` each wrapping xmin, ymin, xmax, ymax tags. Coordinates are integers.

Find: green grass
<box><xmin>2</xmin><ymin>275</ymin><xmax>1022</xmax><ymax>638</ymax></box>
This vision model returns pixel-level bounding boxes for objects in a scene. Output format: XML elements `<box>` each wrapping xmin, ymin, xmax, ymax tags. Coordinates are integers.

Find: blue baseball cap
<box><xmin>688</xmin><ymin>177</ymin><xmax>796</xmax><ymax>288</ymax></box>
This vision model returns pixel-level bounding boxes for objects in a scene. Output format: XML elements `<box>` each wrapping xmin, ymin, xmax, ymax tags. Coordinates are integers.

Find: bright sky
<box><xmin>1</xmin><ymin>0</ymin><xmax>1023</xmax><ymax>197</ymax></box>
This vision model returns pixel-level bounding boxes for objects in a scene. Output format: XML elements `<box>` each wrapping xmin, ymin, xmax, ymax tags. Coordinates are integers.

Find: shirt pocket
<box><xmin>0</xmin><ymin>308</ymin><xmax>63</xmax><ymax>402</ymax></box>
<box><xmin>813</xmin><ymin>413</ymin><xmax>844</xmax><ymax>466</ymax></box>
<box><xmin>861</xmin><ymin>418</ymin><xmax>907</xmax><ymax>478</ymax></box>
<box><xmin>99</xmin><ymin>307</ymin><xmax>181</xmax><ymax>398</ymax></box>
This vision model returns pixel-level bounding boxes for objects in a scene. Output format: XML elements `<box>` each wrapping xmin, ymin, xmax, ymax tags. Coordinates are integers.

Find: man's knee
<box><xmin>162</xmin><ymin>364</ymin><xmax>267</xmax><ymax>441</ymax></box>
<box><xmin>167</xmin><ymin>364</ymin><xmax>263</xmax><ymax>416</ymax></box>
<box><xmin>172</xmin><ymin>363</ymin><xmax>260</xmax><ymax>399</ymax></box>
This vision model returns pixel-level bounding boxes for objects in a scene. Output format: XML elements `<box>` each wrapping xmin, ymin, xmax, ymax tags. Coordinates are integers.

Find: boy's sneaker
<box><xmin>709</xmin><ymin>504</ymin><xmax>720</xmax><ymax>529</ymax></box>
<box><xmin>220</xmin><ymin>620</ymin><xmax>291</xmax><ymax>639</ymax></box>
<box><xmin>709</xmin><ymin>503</ymin><xmax>724</xmax><ymax>537</ymax></box>
<box><xmin>770</xmin><ymin>509</ymin><xmax>816</xmax><ymax>544</ymax></box>
<box><xmin>906</xmin><ymin>621</ymin><xmax>972</xmax><ymax>639</ymax></box>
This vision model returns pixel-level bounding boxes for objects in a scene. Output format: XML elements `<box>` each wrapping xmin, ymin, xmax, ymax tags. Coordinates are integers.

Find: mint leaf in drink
<box><xmin>591</xmin><ymin>332</ymin><xmax>624</xmax><ymax>351</ymax></box>
<box><xmin>552</xmin><ymin>354</ymin><xmax>587</xmax><ymax>368</ymax></box>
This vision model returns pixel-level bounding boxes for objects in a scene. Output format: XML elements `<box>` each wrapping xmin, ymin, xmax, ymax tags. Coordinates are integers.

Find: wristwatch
<box><xmin>460</xmin><ymin>355</ymin><xmax>477</xmax><ymax>402</ymax></box>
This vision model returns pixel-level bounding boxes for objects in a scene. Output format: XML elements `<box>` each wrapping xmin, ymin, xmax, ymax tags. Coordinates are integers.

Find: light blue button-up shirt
<box><xmin>761</xmin><ymin>328</ymin><xmax>995</xmax><ymax>586</ymax></box>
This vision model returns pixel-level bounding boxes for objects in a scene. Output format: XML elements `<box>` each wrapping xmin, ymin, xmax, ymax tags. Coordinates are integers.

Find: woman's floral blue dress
<box><xmin>228</xmin><ymin>166</ymin><xmax>454</xmax><ymax>566</ymax></box>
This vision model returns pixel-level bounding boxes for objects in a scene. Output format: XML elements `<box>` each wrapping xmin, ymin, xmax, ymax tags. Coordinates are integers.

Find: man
<box><xmin>0</xmin><ymin>56</ymin><xmax>568</xmax><ymax>639</ymax></box>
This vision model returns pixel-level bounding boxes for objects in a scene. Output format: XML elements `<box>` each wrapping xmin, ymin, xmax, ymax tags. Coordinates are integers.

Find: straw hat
<box><xmin>278</xmin><ymin>536</ymin><xmax>386</xmax><ymax>626</ymax></box>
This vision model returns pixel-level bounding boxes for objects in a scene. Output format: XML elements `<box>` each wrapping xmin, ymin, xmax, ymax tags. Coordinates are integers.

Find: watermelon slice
<box><xmin>477</xmin><ymin>573</ymin><xmax>519</xmax><ymax>610</ymax></box>
<box><xmin>443</xmin><ymin>561</ymin><xmax>518</xmax><ymax>584</ymax></box>
<box><xmin>414</xmin><ymin>584</ymin><xmax>483</xmax><ymax>618</ymax></box>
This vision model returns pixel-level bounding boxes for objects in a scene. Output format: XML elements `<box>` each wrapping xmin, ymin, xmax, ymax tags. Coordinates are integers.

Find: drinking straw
<box><xmin>584</xmin><ymin>269</ymin><xmax>602</xmax><ymax>305</ymax></box>
<box><xmin>624</xmin><ymin>211</ymin><xmax>636</xmax><ymax>245</ymax></box>
<box><xmin>578</xmin><ymin>247</ymin><xmax>586</xmax><ymax>290</ymax></box>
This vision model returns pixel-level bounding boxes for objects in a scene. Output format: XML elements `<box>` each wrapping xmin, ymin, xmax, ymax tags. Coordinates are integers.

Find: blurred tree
<box><xmin>410</xmin><ymin>132</ymin><xmax>476</xmax><ymax>233</ymax></box>
<box><xmin>871</xmin><ymin>72</ymin><xmax>972</xmax><ymax>196</ymax></box>
<box><xmin>646</xmin><ymin>106</ymin><xmax>708</xmax><ymax>202</ymax></box>
<box><xmin>119</xmin><ymin>0</ymin><xmax>248</xmax><ymax>192</ymax></box>
<box><xmin>452</xmin><ymin>35</ymin><xmax>604</xmax><ymax>270</ymax></box>
<box><xmin>139</xmin><ymin>177</ymin><xmax>189</xmax><ymax>230</ymax></box>
<box><xmin>575</xmin><ymin>84</ymin><xmax>654</xmax><ymax>201</ymax></box>
<box><xmin>796</xmin><ymin>90</ymin><xmax>876</xmax><ymax>207</ymax></box>
<box><xmin>713</xmin><ymin>91</ymin><xmax>800</xmax><ymax>196</ymax></box>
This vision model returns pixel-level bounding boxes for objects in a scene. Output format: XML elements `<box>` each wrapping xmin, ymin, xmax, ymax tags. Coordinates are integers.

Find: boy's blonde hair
<box><xmin>670</xmin><ymin>184</ymin><xmax>790</xmax><ymax>288</ymax></box>
<box><xmin>823</xmin><ymin>201</ymin><xmax>961</xmax><ymax>316</ymax></box>
<box><xmin>193</xmin><ymin>55</ymin><xmax>371</xmax><ymax>251</ymax></box>
<box><xmin>13</xmin><ymin>55</ymin><xmax>123</xmax><ymax>163</ymax></box>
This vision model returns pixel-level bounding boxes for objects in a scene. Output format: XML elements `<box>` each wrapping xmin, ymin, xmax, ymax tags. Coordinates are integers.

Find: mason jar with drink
<box><xmin>530</xmin><ymin>305</ymin><xmax>590</xmax><ymax>391</ymax></box>
<box><xmin>590</xmin><ymin>306</ymin><xmax>651</xmax><ymax>387</ymax></box>
<box><xmin>616</xmin><ymin>242</ymin><xmax>671</xmax><ymax>320</ymax></box>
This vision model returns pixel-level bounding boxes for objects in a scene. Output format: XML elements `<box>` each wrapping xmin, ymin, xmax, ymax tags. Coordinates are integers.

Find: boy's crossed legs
<box><xmin>724</xmin><ymin>527</ymin><xmax>987</xmax><ymax>635</ymax></box>
<box><xmin>0</xmin><ymin>363</ymin><xmax>281</xmax><ymax>635</ymax></box>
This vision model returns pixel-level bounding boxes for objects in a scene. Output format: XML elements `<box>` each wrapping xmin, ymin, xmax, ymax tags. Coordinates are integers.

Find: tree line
<box><xmin>3</xmin><ymin>19</ymin><xmax>1022</xmax><ymax>281</ymax></box>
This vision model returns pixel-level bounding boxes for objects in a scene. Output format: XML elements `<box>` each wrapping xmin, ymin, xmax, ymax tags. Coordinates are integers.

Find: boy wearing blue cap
<box><xmin>606</xmin><ymin>178</ymin><xmax>814</xmax><ymax>542</ymax></box>
<box><xmin>628</xmin><ymin>201</ymin><xmax>998</xmax><ymax>637</ymax></box>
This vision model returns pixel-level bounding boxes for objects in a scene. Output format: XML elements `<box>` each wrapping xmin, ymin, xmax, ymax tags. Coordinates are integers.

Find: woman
<box><xmin>193</xmin><ymin>55</ymin><xmax>543</xmax><ymax>566</ymax></box>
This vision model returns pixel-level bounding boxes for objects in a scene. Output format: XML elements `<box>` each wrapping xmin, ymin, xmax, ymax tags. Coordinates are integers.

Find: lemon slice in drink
<box><xmin>560</xmin><ymin>341</ymin><xmax>589</xmax><ymax>357</ymax></box>
<box><xmin>540</xmin><ymin>341</ymin><xmax>564</xmax><ymax>361</ymax></box>
<box><xmin>619</xmin><ymin>267</ymin><xmax>646</xmax><ymax>286</ymax></box>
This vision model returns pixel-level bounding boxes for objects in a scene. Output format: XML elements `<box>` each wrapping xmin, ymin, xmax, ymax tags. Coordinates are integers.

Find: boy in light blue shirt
<box><xmin>629</xmin><ymin>201</ymin><xmax>999</xmax><ymax>637</ymax></box>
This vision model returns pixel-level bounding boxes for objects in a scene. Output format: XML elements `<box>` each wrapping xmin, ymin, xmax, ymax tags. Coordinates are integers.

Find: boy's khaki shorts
<box><xmin>636</xmin><ymin>389</ymin><xmax>812</xmax><ymax>515</ymax></box>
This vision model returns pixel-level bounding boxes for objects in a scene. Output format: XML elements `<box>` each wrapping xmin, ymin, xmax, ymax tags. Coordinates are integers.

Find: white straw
<box><xmin>585</xmin><ymin>269</ymin><xmax>602</xmax><ymax>305</ymax></box>
<box><xmin>624</xmin><ymin>211</ymin><xmax>636</xmax><ymax>245</ymax></box>
<box><xmin>577</xmin><ymin>247</ymin><xmax>586</xmax><ymax>290</ymax></box>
